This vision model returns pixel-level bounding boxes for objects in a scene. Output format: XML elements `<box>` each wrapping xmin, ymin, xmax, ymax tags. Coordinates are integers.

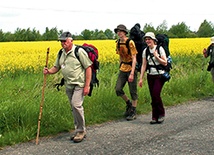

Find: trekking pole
<box><xmin>36</xmin><ymin>47</ymin><xmax>50</xmax><ymax>145</ymax></box>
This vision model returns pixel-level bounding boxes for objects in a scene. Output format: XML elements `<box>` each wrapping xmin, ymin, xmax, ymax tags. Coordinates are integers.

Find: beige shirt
<box><xmin>54</xmin><ymin>45</ymin><xmax>92</xmax><ymax>89</ymax></box>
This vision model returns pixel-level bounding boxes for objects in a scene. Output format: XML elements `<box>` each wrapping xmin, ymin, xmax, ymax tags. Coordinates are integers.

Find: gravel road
<box><xmin>1</xmin><ymin>97</ymin><xmax>214</xmax><ymax>155</ymax></box>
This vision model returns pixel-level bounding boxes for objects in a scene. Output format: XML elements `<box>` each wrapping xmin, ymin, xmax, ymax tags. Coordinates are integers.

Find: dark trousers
<box><xmin>115</xmin><ymin>70</ymin><xmax>138</xmax><ymax>100</ymax></box>
<box><xmin>147</xmin><ymin>74</ymin><xmax>165</xmax><ymax>120</ymax></box>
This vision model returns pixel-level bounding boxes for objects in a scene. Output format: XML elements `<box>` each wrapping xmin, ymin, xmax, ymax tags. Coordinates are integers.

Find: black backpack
<box><xmin>146</xmin><ymin>34</ymin><xmax>172</xmax><ymax>73</ymax></box>
<box><xmin>55</xmin><ymin>43</ymin><xmax>99</xmax><ymax>97</ymax></box>
<box><xmin>116</xmin><ymin>23</ymin><xmax>147</xmax><ymax>72</ymax></box>
<box><xmin>156</xmin><ymin>34</ymin><xmax>170</xmax><ymax>57</ymax></box>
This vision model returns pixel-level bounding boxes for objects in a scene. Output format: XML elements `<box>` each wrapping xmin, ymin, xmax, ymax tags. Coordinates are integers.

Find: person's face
<box><xmin>60</xmin><ymin>38</ymin><xmax>73</xmax><ymax>51</ymax></box>
<box><xmin>145</xmin><ymin>37</ymin><xmax>155</xmax><ymax>47</ymax></box>
<box><xmin>117</xmin><ymin>30</ymin><xmax>126</xmax><ymax>38</ymax></box>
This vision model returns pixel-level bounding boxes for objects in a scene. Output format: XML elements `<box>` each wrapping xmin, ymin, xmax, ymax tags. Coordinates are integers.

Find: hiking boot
<box><xmin>157</xmin><ymin>117</ymin><xmax>165</xmax><ymax>124</ymax></box>
<box><xmin>150</xmin><ymin>119</ymin><xmax>158</xmax><ymax>124</ymax></box>
<box><xmin>124</xmin><ymin>100</ymin><xmax>132</xmax><ymax>117</ymax></box>
<box><xmin>126</xmin><ymin>109</ymin><xmax>136</xmax><ymax>121</ymax></box>
<box><xmin>73</xmin><ymin>131</ymin><xmax>86</xmax><ymax>143</ymax></box>
<box><xmin>70</xmin><ymin>132</ymin><xmax>76</xmax><ymax>140</ymax></box>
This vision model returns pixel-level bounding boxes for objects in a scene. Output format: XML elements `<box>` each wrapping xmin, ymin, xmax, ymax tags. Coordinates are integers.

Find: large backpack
<box><xmin>116</xmin><ymin>23</ymin><xmax>147</xmax><ymax>72</ymax></box>
<box><xmin>146</xmin><ymin>34</ymin><xmax>172</xmax><ymax>73</ymax></box>
<box><xmin>156</xmin><ymin>34</ymin><xmax>170</xmax><ymax>58</ymax></box>
<box><xmin>55</xmin><ymin>43</ymin><xmax>99</xmax><ymax>97</ymax></box>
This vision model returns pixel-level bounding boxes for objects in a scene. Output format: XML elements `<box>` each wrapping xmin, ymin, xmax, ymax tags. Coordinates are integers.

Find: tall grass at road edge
<box><xmin>0</xmin><ymin>54</ymin><xmax>214</xmax><ymax>147</ymax></box>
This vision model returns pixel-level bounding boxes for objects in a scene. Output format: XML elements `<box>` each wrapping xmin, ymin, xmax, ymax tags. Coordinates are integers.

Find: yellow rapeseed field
<box><xmin>0</xmin><ymin>38</ymin><xmax>211</xmax><ymax>73</ymax></box>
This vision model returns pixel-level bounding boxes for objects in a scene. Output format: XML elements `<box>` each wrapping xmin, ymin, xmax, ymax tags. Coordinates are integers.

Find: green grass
<box><xmin>0</xmin><ymin>54</ymin><xmax>214</xmax><ymax>147</ymax></box>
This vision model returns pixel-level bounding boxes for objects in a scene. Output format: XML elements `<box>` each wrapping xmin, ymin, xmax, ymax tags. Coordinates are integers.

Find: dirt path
<box><xmin>1</xmin><ymin>97</ymin><xmax>214</xmax><ymax>155</ymax></box>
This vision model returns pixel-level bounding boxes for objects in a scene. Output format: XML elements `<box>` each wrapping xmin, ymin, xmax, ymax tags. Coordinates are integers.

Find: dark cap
<box><xmin>58</xmin><ymin>32</ymin><xmax>73</xmax><ymax>41</ymax></box>
<box><xmin>114</xmin><ymin>24</ymin><xmax>128</xmax><ymax>34</ymax></box>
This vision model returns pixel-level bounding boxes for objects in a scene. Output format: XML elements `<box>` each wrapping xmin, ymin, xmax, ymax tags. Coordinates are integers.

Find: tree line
<box><xmin>0</xmin><ymin>20</ymin><xmax>213</xmax><ymax>42</ymax></box>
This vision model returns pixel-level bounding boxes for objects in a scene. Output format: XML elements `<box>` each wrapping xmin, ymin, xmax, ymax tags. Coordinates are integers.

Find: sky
<box><xmin>0</xmin><ymin>0</ymin><xmax>213</xmax><ymax>35</ymax></box>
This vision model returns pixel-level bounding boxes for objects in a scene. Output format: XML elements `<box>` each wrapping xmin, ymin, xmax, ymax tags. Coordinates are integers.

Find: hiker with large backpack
<box><xmin>118</xmin><ymin>23</ymin><xmax>147</xmax><ymax>72</ymax></box>
<box><xmin>43</xmin><ymin>32</ymin><xmax>92</xmax><ymax>143</ymax></box>
<box><xmin>203</xmin><ymin>36</ymin><xmax>214</xmax><ymax>82</ymax></box>
<box><xmin>114</xmin><ymin>24</ymin><xmax>138</xmax><ymax>121</ymax></box>
<box><xmin>55</xmin><ymin>43</ymin><xmax>99</xmax><ymax>96</ymax></box>
<box><xmin>138</xmin><ymin>32</ymin><xmax>168</xmax><ymax>124</ymax></box>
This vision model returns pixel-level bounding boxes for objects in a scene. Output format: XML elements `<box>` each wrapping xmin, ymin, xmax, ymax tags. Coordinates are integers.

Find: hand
<box><xmin>43</xmin><ymin>67</ymin><xmax>49</xmax><ymax>74</ymax></box>
<box><xmin>128</xmin><ymin>74</ymin><xmax>134</xmax><ymax>82</ymax></box>
<box><xmin>83</xmin><ymin>85</ymin><xmax>90</xmax><ymax>96</ymax></box>
<box><xmin>203</xmin><ymin>48</ymin><xmax>208</xmax><ymax>58</ymax></box>
<box><xmin>138</xmin><ymin>79</ymin><xmax>143</xmax><ymax>88</ymax></box>
<box><xmin>153</xmin><ymin>50</ymin><xmax>159</xmax><ymax>58</ymax></box>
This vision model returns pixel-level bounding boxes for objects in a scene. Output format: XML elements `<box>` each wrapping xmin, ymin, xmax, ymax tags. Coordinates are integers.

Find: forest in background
<box><xmin>0</xmin><ymin>19</ymin><xmax>213</xmax><ymax>42</ymax></box>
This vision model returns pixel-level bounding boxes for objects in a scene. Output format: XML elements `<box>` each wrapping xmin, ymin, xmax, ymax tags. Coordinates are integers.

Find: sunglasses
<box><xmin>60</xmin><ymin>40</ymin><xmax>66</xmax><ymax>43</ymax></box>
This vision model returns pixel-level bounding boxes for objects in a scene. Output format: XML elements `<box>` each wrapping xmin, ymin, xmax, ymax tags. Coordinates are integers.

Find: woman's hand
<box><xmin>153</xmin><ymin>50</ymin><xmax>159</xmax><ymax>58</ymax></box>
<box><xmin>138</xmin><ymin>78</ymin><xmax>143</xmax><ymax>88</ymax></box>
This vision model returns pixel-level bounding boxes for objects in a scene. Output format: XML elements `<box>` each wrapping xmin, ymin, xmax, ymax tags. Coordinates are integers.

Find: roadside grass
<box><xmin>0</xmin><ymin>54</ymin><xmax>214</xmax><ymax>147</ymax></box>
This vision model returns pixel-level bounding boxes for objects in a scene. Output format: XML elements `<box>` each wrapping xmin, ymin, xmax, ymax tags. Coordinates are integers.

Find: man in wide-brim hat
<box><xmin>114</xmin><ymin>24</ymin><xmax>128</xmax><ymax>34</ymax></box>
<box><xmin>114</xmin><ymin>24</ymin><xmax>138</xmax><ymax>121</ymax></box>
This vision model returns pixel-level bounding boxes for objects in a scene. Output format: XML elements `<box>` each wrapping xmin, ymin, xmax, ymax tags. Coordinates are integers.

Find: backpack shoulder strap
<box><xmin>125</xmin><ymin>38</ymin><xmax>131</xmax><ymax>55</ymax></box>
<box><xmin>116</xmin><ymin>39</ymin><xmax>120</xmax><ymax>50</ymax></box>
<box><xmin>125</xmin><ymin>38</ymin><xmax>131</xmax><ymax>47</ymax></box>
<box><xmin>207</xmin><ymin>44</ymin><xmax>213</xmax><ymax>54</ymax></box>
<box><xmin>156</xmin><ymin>45</ymin><xmax>161</xmax><ymax>56</ymax></box>
<box><xmin>58</xmin><ymin>48</ymin><xmax>63</xmax><ymax>59</ymax></box>
<box><xmin>146</xmin><ymin>45</ymin><xmax>160</xmax><ymax>59</ymax></box>
<box><xmin>116</xmin><ymin>38</ymin><xmax>131</xmax><ymax>55</ymax></box>
<box><xmin>146</xmin><ymin>46</ymin><xmax>161</xmax><ymax>62</ymax></box>
<box><xmin>146</xmin><ymin>47</ymin><xmax>161</xmax><ymax>74</ymax></box>
<box><xmin>157</xmin><ymin>45</ymin><xmax>169</xmax><ymax>58</ymax></box>
<box><xmin>74</xmin><ymin>45</ymin><xmax>81</xmax><ymax>61</ymax></box>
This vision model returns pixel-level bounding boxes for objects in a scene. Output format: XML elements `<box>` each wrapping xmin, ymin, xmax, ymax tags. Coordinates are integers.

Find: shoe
<box><xmin>73</xmin><ymin>131</ymin><xmax>86</xmax><ymax>143</ymax></box>
<box><xmin>124</xmin><ymin>100</ymin><xmax>132</xmax><ymax>117</ymax></box>
<box><xmin>157</xmin><ymin>117</ymin><xmax>165</xmax><ymax>124</ymax></box>
<box><xmin>126</xmin><ymin>110</ymin><xmax>136</xmax><ymax>121</ymax></box>
<box><xmin>70</xmin><ymin>132</ymin><xmax>76</xmax><ymax>140</ymax></box>
<box><xmin>150</xmin><ymin>119</ymin><xmax>158</xmax><ymax>124</ymax></box>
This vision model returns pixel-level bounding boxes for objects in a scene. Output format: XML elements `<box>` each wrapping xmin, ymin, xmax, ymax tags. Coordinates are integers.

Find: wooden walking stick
<box><xmin>36</xmin><ymin>47</ymin><xmax>50</xmax><ymax>145</ymax></box>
